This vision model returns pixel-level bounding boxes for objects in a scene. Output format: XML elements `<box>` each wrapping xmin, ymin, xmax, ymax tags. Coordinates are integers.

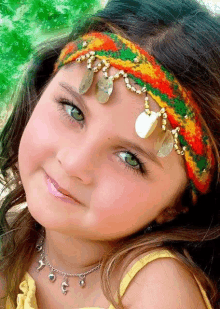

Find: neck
<box><xmin>36</xmin><ymin>229</ymin><xmax>116</xmax><ymax>275</ymax></box>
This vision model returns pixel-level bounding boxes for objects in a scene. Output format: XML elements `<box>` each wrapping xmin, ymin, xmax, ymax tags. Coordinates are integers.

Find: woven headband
<box><xmin>54</xmin><ymin>31</ymin><xmax>215</xmax><ymax>203</ymax></box>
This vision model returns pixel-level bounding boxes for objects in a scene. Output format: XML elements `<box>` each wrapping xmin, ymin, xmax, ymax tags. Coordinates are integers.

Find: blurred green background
<box><xmin>0</xmin><ymin>0</ymin><xmax>106</xmax><ymax>130</ymax></box>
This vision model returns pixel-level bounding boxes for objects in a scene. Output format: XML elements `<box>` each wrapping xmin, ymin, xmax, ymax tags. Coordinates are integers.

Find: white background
<box><xmin>200</xmin><ymin>0</ymin><xmax>220</xmax><ymax>13</ymax></box>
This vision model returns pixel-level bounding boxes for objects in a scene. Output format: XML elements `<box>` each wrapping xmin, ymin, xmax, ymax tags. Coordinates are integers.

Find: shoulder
<box><xmin>121</xmin><ymin>250</ymin><xmax>208</xmax><ymax>309</ymax></box>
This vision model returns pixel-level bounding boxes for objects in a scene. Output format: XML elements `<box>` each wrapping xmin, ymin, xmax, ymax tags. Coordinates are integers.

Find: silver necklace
<box><xmin>35</xmin><ymin>238</ymin><xmax>102</xmax><ymax>295</ymax></box>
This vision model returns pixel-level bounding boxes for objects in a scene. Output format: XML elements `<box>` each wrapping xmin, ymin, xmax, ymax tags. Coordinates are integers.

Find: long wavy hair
<box><xmin>0</xmin><ymin>0</ymin><xmax>220</xmax><ymax>308</ymax></box>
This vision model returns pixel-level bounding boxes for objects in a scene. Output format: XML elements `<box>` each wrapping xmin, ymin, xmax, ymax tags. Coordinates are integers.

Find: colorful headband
<box><xmin>54</xmin><ymin>32</ymin><xmax>215</xmax><ymax>203</ymax></box>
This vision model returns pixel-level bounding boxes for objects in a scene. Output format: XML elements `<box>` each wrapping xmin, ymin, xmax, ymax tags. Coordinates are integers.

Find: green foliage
<box><xmin>0</xmin><ymin>0</ymin><xmax>101</xmax><ymax>127</ymax></box>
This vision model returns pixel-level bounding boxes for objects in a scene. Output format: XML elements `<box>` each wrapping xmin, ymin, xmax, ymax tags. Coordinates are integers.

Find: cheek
<box><xmin>85</xmin><ymin>176</ymin><xmax>172</xmax><ymax>239</ymax></box>
<box><xmin>90</xmin><ymin>173</ymin><xmax>164</xmax><ymax>227</ymax></box>
<box><xmin>89</xmin><ymin>166</ymin><xmax>185</xmax><ymax>231</ymax></box>
<box><xmin>18</xmin><ymin>105</ymin><xmax>54</xmax><ymax>176</ymax></box>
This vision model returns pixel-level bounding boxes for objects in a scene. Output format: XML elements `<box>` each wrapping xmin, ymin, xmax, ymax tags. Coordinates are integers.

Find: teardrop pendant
<box><xmin>135</xmin><ymin>111</ymin><xmax>159</xmax><ymax>139</ymax></box>
<box><xmin>157</xmin><ymin>130</ymin><xmax>174</xmax><ymax>157</ymax></box>
<box><xmin>79</xmin><ymin>275</ymin><xmax>86</xmax><ymax>288</ymax></box>
<box><xmin>95</xmin><ymin>76</ymin><xmax>113</xmax><ymax>104</ymax></box>
<box><xmin>48</xmin><ymin>272</ymin><xmax>56</xmax><ymax>282</ymax></box>
<box><xmin>79</xmin><ymin>69</ymin><xmax>94</xmax><ymax>95</ymax></box>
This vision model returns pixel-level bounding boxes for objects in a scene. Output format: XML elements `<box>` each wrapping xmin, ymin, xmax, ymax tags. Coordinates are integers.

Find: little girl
<box><xmin>0</xmin><ymin>0</ymin><xmax>219</xmax><ymax>308</ymax></box>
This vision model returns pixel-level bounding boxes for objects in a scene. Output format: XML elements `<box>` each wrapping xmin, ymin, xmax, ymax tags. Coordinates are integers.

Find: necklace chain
<box><xmin>41</xmin><ymin>247</ymin><xmax>101</xmax><ymax>278</ymax></box>
<box><xmin>36</xmin><ymin>237</ymin><xmax>102</xmax><ymax>294</ymax></box>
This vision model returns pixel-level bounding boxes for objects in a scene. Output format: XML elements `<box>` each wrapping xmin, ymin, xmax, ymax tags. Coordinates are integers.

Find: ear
<box><xmin>155</xmin><ymin>207</ymin><xmax>178</xmax><ymax>224</ymax></box>
<box><xmin>155</xmin><ymin>205</ymin><xmax>189</xmax><ymax>225</ymax></box>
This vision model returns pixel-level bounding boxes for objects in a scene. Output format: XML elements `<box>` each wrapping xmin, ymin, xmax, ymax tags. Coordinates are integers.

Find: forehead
<box><xmin>52</xmin><ymin>63</ymin><xmax>146</xmax><ymax>140</ymax></box>
<box><xmin>49</xmin><ymin>62</ymin><xmax>174</xmax><ymax>152</ymax></box>
<box><xmin>58</xmin><ymin>61</ymin><xmax>161</xmax><ymax>112</ymax></box>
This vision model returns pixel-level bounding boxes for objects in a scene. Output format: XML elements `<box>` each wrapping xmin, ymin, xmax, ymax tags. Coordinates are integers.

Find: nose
<box><xmin>56</xmin><ymin>137</ymin><xmax>104</xmax><ymax>184</ymax></box>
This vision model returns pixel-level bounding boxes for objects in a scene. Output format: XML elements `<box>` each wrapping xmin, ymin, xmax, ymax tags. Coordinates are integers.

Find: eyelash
<box><xmin>54</xmin><ymin>96</ymin><xmax>148</xmax><ymax>176</ymax></box>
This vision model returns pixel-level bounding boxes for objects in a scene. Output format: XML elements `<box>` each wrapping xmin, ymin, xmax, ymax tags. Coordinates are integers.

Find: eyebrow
<box><xmin>58</xmin><ymin>81</ymin><xmax>163</xmax><ymax>169</ymax></box>
<box><xmin>117</xmin><ymin>139</ymin><xmax>163</xmax><ymax>168</ymax></box>
<box><xmin>59</xmin><ymin>82</ymin><xmax>90</xmax><ymax>115</ymax></box>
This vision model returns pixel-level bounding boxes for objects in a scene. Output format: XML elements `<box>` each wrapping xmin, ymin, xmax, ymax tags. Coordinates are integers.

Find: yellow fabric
<box><xmin>6</xmin><ymin>250</ymin><xmax>213</xmax><ymax>309</ymax></box>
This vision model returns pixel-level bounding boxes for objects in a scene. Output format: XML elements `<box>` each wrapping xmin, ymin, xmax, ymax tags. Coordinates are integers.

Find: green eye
<box><xmin>118</xmin><ymin>151</ymin><xmax>147</xmax><ymax>176</ymax></box>
<box><xmin>66</xmin><ymin>105</ymin><xmax>84</xmax><ymax>121</ymax></box>
<box><xmin>117</xmin><ymin>151</ymin><xmax>148</xmax><ymax>176</ymax></box>
<box><xmin>55</xmin><ymin>97</ymin><xmax>85</xmax><ymax>126</ymax></box>
<box><xmin>119</xmin><ymin>152</ymin><xmax>140</xmax><ymax>168</ymax></box>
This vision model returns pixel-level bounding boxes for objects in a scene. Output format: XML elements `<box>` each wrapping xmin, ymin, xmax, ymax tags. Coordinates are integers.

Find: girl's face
<box><xmin>18</xmin><ymin>62</ymin><xmax>188</xmax><ymax>240</ymax></box>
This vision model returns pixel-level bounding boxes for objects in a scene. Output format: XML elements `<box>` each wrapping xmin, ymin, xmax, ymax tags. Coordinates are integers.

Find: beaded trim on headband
<box><xmin>53</xmin><ymin>31</ymin><xmax>215</xmax><ymax>203</ymax></box>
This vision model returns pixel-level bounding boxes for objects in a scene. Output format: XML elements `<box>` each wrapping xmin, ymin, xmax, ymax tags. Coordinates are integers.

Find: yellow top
<box><xmin>6</xmin><ymin>249</ymin><xmax>213</xmax><ymax>309</ymax></box>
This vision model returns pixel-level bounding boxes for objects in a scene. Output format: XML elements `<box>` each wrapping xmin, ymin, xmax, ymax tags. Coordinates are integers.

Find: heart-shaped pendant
<box><xmin>48</xmin><ymin>272</ymin><xmax>56</xmax><ymax>282</ymax></box>
<box><xmin>135</xmin><ymin>111</ymin><xmax>159</xmax><ymax>138</ymax></box>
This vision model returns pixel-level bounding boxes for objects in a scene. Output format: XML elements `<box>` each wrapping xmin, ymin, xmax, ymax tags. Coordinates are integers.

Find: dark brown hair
<box><xmin>0</xmin><ymin>0</ymin><xmax>220</xmax><ymax>308</ymax></box>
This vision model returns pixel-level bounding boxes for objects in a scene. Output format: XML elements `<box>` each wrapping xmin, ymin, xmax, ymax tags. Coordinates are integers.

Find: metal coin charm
<box><xmin>61</xmin><ymin>277</ymin><xmax>69</xmax><ymax>295</ymax></box>
<box><xmin>79</xmin><ymin>69</ymin><xmax>94</xmax><ymax>95</ymax></box>
<box><xmin>49</xmin><ymin>272</ymin><xmax>56</xmax><ymax>282</ymax></box>
<box><xmin>157</xmin><ymin>130</ymin><xmax>174</xmax><ymax>157</ymax></box>
<box><xmin>135</xmin><ymin>111</ymin><xmax>159</xmax><ymax>139</ymax></box>
<box><xmin>95</xmin><ymin>76</ymin><xmax>114</xmax><ymax>104</ymax></box>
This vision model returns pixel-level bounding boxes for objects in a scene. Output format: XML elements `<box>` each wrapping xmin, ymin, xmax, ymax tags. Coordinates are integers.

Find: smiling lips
<box><xmin>46</xmin><ymin>173</ymin><xmax>79</xmax><ymax>202</ymax></box>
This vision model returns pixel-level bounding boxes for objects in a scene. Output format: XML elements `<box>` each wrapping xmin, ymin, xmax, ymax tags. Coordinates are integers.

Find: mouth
<box><xmin>45</xmin><ymin>172</ymin><xmax>80</xmax><ymax>203</ymax></box>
